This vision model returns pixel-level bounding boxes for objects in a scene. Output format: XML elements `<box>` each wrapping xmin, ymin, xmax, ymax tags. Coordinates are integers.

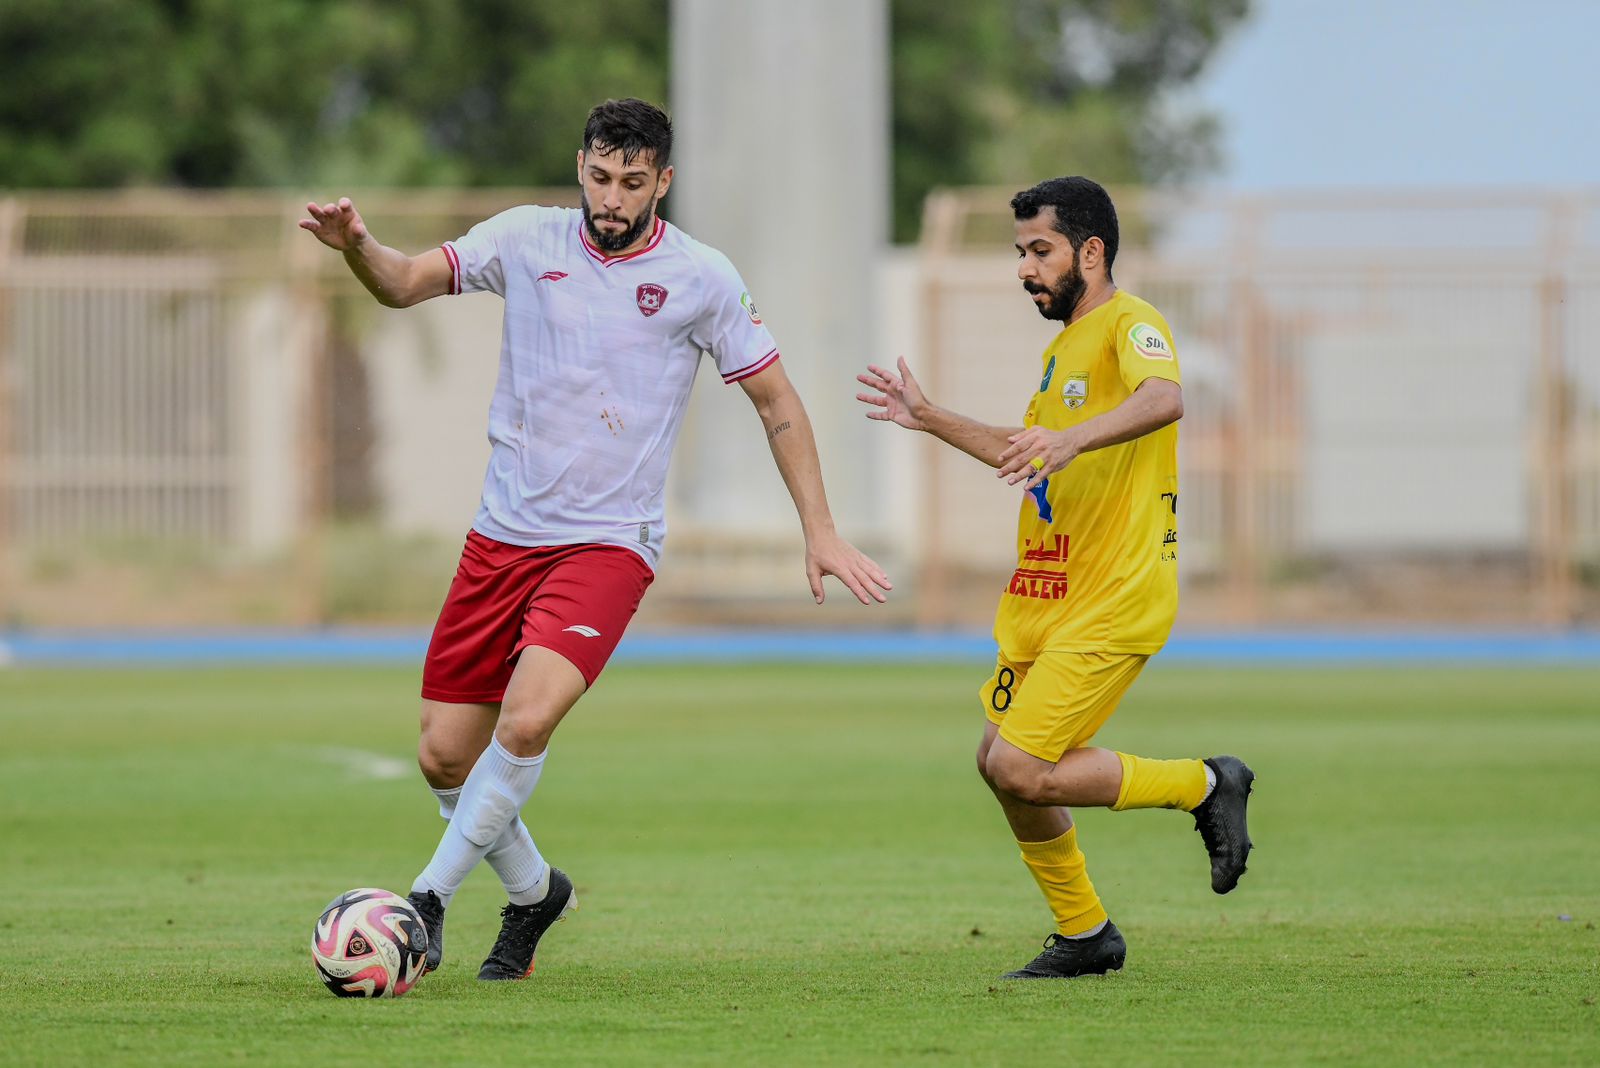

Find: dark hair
<box><xmin>1010</xmin><ymin>177</ymin><xmax>1119</xmax><ymax>271</ymax></box>
<box><xmin>583</xmin><ymin>98</ymin><xmax>673</xmax><ymax>169</ymax></box>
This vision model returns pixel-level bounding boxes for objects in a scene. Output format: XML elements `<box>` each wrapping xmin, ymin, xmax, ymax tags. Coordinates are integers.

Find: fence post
<box><xmin>915</xmin><ymin>191</ymin><xmax>960</xmax><ymax>629</ymax></box>
<box><xmin>1226</xmin><ymin>200</ymin><xmax>1266</xmax><ymax>624</ymax></box>
<box><xmin>0</xmin><ymin>197</ymin><xmax>19</xmax><ymax>623</ymax></box>
<box><xmin>1535</xmin><ymin>198</ymin><xmax>1577</xmax><ymax>626</ymax></box>
<box><xmin>286</xmin><ymin>202</ymin><xmax>331</xmax><ymax>626</ymax></box>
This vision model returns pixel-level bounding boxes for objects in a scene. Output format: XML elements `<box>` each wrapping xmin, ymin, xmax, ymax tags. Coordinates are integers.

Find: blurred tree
<box><xmin>0</xmin><ymin>0</ymin><xmax>667</xmax><ymax>190</ymax></box>
<box><xmin>0</xmin><ymin>0</ymin><xmax>1243</xmax><ymax>238</ymax></box>
<box><xmin>0</xmin><ymin>0</ymin><xmax>176</xmax><ymax>186</ymax></box>
<box><xmin>891</xmin><ymin>0</ymin><xmax>1249</xmax><ymax>240</ymax></box>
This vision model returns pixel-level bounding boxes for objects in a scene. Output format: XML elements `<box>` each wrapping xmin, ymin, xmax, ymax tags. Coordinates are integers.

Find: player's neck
<box><xmin>1067</xmin><ymin>281</ymin><xmax>1118</xmax><ymax>325</ymax></box>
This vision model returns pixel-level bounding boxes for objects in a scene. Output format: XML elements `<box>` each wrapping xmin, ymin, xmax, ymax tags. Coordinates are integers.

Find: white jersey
<box><xmin>442</xmin><ymin>206</ymin><xmax>779</xmax><ymax>568</ymax></box>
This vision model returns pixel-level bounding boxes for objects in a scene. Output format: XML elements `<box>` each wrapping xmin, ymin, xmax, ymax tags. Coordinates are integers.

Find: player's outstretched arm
<box><xmin>856</xmin><ymin>357</ymin><xmax>1020</xmax><ymax>469</ymax></box>
<box><xmin>997</xmin><ymin>378</ymin><xmax>1183</xmax><ymax>490</ymax></box>
<box><xmin>739</xmin><ymin>362</ymin><xmax>893</xmax><ymax>606</ymax></box>
<box><xmin>297</xmin><ymin>197</ymin><xmax>452</xmax><ymax>309</ymax></box>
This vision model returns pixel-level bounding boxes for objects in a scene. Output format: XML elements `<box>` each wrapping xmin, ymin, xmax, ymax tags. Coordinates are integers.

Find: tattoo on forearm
<box><xmin>767</xmin><ymin>420</ymin><xmax>792</xmax><ymax>442</ymax></box>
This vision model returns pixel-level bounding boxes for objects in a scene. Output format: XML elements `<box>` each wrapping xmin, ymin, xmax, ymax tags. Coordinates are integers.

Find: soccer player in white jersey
<box><xmin>299</xmin><ymin>99</ymin><xmax>891</xmax><ymax>981</ymax></box>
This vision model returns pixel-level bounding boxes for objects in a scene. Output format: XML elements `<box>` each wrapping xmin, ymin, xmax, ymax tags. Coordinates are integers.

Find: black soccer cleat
<box><xmin>1001</xmin><ymin>922</ymin><xmax>1127</xmax><ymax>979</ymax></box>
<box><xmin>407</xmin><ymin>888</ymin><xmax>446</xmax><ymax>973</ymax></box>
<box><xmin>1192</xmin><ymin>755</ymin><xmax>1255</xmax><ymax>894</ymax></box>
<box><xmin>477</xmin><ymin>867</ymin><xmax>578</xmax><ymax>981</ymax></box>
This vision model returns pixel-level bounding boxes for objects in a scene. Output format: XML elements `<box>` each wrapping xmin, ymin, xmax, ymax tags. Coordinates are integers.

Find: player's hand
<box><xmin>298</xmin><ymin>197</ymin><xmax>370</xmax><ymax>252</ymax></box>
<box><xmin>805</xmin><ymin>531</ymin><xmax>892</xmax><ymax>605</ymax></box>
<box><xmin>997</xmin><ymin>427</ymin><xmax>1079</xmax><ymax>490</ymax></box>
<box><xmin>856</xmin><ymin>357</ymin><xmax>931</xmax><ymax>431</ymax></box>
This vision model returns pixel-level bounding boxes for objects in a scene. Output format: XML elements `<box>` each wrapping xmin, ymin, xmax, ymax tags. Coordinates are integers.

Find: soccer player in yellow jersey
<box><xmin>858</xmin><ymin>177</ymin><xmax>1254</xmax><ymax>979</ymax></box>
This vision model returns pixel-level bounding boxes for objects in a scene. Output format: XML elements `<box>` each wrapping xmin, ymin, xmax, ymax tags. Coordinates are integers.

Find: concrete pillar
<box><xmin>669</xmin><ymin>0</ymin><xmax>890</xmax><ymax>547</ymax></box>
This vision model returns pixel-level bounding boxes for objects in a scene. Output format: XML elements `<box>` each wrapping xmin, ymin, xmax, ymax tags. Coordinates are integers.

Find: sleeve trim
<box><xmin>721</xmin><ymin>348</ymin><xmax>781</xmax><ymax>384</ymax></box>
<box><xmin>441</xmin><ymin>242</ymin><xmax>461</xmax><ymax>295</ymax></box>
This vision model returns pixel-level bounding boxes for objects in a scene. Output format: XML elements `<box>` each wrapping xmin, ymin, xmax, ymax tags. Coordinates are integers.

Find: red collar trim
<box><xmin>580</xmin><ymin>216</ymin><xmax>666</xmax><ymax>266</ymax></box>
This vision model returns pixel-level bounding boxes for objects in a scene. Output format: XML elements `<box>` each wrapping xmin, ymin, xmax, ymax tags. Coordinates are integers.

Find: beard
<box><xmin>1022</xmin><ymin>251</ymin><xmax>1086</xmax><ymax>321</ymax></box>
<box><xmin>581</xmin><ymin>191</ymin><xmax>656</xmax><ymax>253</ymax></box>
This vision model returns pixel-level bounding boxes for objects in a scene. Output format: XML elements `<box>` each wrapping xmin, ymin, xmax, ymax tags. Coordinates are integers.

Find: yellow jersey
<box><xmin>993</xmin><ymin>289</ymin><xmax>1181</xmax><ymax>658</ymax></box>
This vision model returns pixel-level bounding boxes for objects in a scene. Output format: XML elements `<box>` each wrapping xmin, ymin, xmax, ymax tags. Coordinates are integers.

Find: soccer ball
<box><xmin>311</xmin><ymin>888</ymin><xmax>429</xmax><ymax>998</ymax></box>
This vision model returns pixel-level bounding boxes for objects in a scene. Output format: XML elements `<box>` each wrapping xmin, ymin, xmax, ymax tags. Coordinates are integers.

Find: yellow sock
<box><xmin>1017</xmin><ymin>826</ymin><xmax>1108</xmax><ymax>936</ymax></box>
<box><xmin>1113</xmin><ymin>752</ymin><xmax>1209</xmax><ymax>812</ymax></box>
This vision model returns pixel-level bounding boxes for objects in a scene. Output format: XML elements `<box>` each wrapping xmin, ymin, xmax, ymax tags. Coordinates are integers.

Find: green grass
<box><xmin>2</xmin><ymin>661</ymin><xmax>1597</xmax><ymax>1066</ymax></box>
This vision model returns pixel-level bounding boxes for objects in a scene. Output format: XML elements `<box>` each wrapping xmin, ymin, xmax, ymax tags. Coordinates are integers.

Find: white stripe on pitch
<box><xmin>311</xmin><ymin>747</ymin><xmax>411</xmax><ymax>781</ymax></box>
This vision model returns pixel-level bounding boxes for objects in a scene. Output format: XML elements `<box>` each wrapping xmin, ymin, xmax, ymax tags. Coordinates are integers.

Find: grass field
<box><xmin>2</xmin><ymin>660</ymin><xmax>1597</xmax><ymax>1065</ymax></box>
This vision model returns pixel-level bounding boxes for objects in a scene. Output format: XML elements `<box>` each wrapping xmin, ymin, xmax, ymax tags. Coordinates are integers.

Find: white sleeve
<box><xmin>440</xmin><ymin>205</ymin><xmax>540</xmax><ymax>297</ymax></box>
<box><xmin>691</xmin><ymin>251</ymin><xmax>781</xmax><ymax>384</ymax></box>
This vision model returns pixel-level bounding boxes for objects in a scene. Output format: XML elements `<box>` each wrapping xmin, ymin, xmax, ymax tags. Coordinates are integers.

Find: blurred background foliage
<box><xmin>0</xmin><ymin>0</ymin><xmax>1245</xmax><ymax>239</ymax></box>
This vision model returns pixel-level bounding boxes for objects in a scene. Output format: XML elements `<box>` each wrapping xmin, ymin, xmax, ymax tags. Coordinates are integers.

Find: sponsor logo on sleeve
<box><xmin>740</xmin><ymin>291</ymin><xmax>762</xmax><ymax>325</ymax></box>
<box><xmin>1040</xmin><ymin>354</ymin><xmax>1056</xmax><ymax>393</ymax></box>
<box><xmin>1063</xmin><ymin>371</ymin><xmax>1089</xmax><ymax>409</ymax></box>
<box><xmin>1129</xmin><ymin>322</ymin><xmax>1173</xmax><ymax>360</ymax></box>
<box><xmin>637</xmin><ymin>283</ymin><xmax>669</xmax><ymax>317</ymax></box>
<box><xmin>1162</xmin><ymin>492</ymin><xmax>1178</xmax><ymax>561</ymax></box>
<box><xmin>1027</xmin><ymin>477</ymin><xmax>1053</xmax><ymax>523</ymax></box>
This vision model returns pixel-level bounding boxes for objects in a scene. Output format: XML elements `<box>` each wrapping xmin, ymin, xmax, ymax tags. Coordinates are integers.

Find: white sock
<box><xmin>1065</xmin><ymin>920</ymin><xmax>1107</xmax><ymax>940</ymax></box>
<box><xmin>498</xmin><ymin>824</ymin><xmax>552</xmax><ymax>906</ymax></box>
<box><xmin>1200</xmin><ymin>763</ymin><xmax>1218</xmax><ymax>803</ymax></box>
<box><xmin>413</xmin><ymin>738</ymin><xmax>546</xmax><ymax>906</ymax></box>
<box><xmin>427</xmin><ymin>785</ymin><xmax>550</xmax><ymax>906</ymax></box>
<box><xmin>429</xmin><ymin>784</ymin><xmax>463</xmax><ymax>821</ymax></box>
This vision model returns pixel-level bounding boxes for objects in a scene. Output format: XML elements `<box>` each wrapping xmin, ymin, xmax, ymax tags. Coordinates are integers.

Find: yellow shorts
<box><xmin>980</xmin><ymin>650</ymin><xmax>1148</xmax><ymax>762</ymax></box>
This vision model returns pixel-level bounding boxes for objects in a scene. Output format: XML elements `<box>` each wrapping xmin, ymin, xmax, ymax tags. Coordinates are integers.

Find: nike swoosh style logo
<box><xmin>538</xmin><ymin>271</ymin><xmax>569</xmax><ymax>282</ymax></box>
<box><xmin>563</xmin><ymin>625</ymin><xmax>601</xmax><ymax>638</ymax></box>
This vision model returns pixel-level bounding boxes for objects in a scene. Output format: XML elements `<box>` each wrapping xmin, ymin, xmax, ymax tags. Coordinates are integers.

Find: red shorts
<box><xmin>421</xmin><ymin>531</ymin><xmax>654</xmax><ymax>702</ymax></box>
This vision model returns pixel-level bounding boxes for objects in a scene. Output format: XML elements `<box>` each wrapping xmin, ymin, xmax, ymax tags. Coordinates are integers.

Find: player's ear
<box><xmin>575</xmin><ymin>150</ymin><xmax>585</xmax><ymax>182</ymax></box>
<box><xmin>655</xmin><ymin>164</ymin><xmax>674</xmax><ymax>202</ymax></box>
<box><xmin>1081</xmin><ymin>236</ymin><xmax>1104</xmax><ymax>272</ymax></box>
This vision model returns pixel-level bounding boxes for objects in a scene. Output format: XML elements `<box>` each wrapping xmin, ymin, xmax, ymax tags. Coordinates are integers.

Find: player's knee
<box><xmin>987</xmin><ymin>750</ymin><xmax>1048</xmax><ymax>805</ymax></box>
<box><xmin>494</xmin><ymin>701</ymin><xmax>558</xmax><ymax>760</ymax></box>
<box><xmin>416</xmin><ymin>734</ymin><xmax>474</xmax><ymax>789</ymax></box>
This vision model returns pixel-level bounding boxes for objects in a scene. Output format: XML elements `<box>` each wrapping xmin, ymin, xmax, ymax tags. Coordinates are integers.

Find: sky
<box><xmin>1190</xmin><ymin>0</ymin><xmax>1600</xmax><ymax>189</ymax></box>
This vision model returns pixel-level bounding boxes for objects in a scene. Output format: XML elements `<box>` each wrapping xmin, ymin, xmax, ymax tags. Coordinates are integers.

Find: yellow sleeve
<box><xmin>1115</xmin><ymin>309</ymin><xmax>1181</xmax><ymax>393</ymax></box>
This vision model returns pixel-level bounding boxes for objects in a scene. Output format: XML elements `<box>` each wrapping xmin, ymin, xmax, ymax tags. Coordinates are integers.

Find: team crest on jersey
<box><xmin>1040</xmin><ymin>354</ymin><xmax>1056</xmax><ymax>393</ymax></box>
<box><xmin>1063</xmin><ymin>372</ymin><xmax>1089</xmax><ymax>409</ymax></box>
<box><xmin>740</xmin><ymin>291</ymin><xmax>762</xmax><ymax>325</ymax></box>
<box><xmin>1129</xmin><ymin>322</ymin><xmax>1173</xmax><ymax>360</ymax></box>
<box><xmin>636</xmin><ymin>283</ymin><xmax>669</xmax><ymax>317</ymax></box>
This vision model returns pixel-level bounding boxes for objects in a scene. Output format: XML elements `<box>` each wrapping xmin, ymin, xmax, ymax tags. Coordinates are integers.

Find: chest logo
<box><xmin>1129</xmin><ymin>322</ymin><xmax>1173</xmax><ymax>360</ymax></box>
<box><xmin>636</xmin><ymin>283</ymin><xmax>669</xmax><ymax>317</ymax></box>
<box><xmin>538</xmin><ymin>271</ymin><xmax>568</xmax><ymax>283</ymax></box>
<box><xmin>1063</xmin><ymin>372</ymin><xmax>1089</xmax><ymax>409</ymax></box>
<box><xmin>1040</xmin><ymin>355</ymin><xmax>1056</xmax><ymax>393</ymax></box>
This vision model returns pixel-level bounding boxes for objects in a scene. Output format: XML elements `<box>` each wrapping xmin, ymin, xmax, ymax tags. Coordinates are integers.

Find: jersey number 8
<box><xmin>991</xmin><ymin>667</ymin><xmax>1016</xmax><ymax>713</ymax></box>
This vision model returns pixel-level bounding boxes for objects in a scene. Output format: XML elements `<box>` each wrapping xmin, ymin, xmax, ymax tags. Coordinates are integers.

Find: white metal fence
<box><xmin>1</xmin><ymin>188</ymin><xmax>1596</xmax><ymax>627</ymax></box>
